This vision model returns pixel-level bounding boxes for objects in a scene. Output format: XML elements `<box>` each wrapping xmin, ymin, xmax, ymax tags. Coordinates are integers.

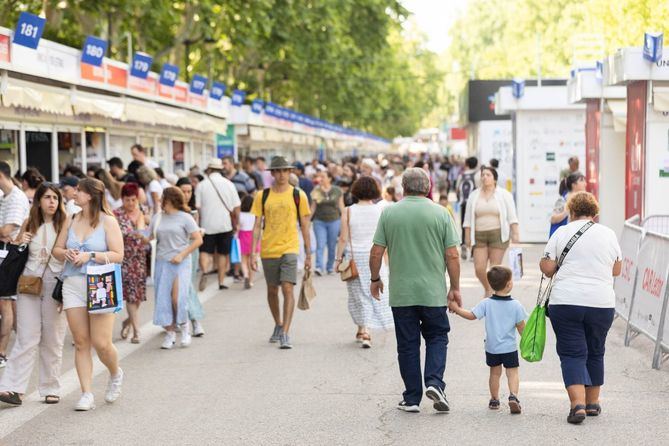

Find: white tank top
<box><xmin>348</xmin><ymin>202</ymin><xmax>387</xmax><ymax>252</ymax></box>
<box><xmin>25</xmin><ymin>222</ymin><xmax>64</xmax><ymax>274</ymax></box>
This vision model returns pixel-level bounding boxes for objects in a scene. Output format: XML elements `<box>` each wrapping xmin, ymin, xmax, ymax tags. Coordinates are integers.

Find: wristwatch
<box><xmin>371</xmin><ymin>277</ymin><xmax>381</xmax><ymax>283</ymax></box>
<box><xmin>90</xmin><ymin>252</ymin><xmax>96</xmax><ymax>261</ymax></box>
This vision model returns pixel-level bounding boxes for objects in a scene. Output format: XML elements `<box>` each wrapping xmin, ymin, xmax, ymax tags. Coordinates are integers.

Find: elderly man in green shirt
<box><xmin>370</xmin><ymin>167</ymin><xmax>461</xmax><ymax>414</ymax></box>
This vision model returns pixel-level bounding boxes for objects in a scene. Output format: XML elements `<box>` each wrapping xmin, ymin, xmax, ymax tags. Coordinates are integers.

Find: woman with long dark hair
<box><xmin>20</xmin><ymin>167</ymin><xmax>45</xmax><ymax>204</ymax></box>
<box><xmin>52</xmin><ymin>178</ymin><xmax>124</xmax><ymax>411</ymax></box>
<box><xmin>0</xmin><ymin>183</ymin><xmax>68</xmax><ymax>406</ymax></box>
<box><xmin>149</xmin><ymin>187</ymin><xmax>202</xmax><ymax>350</ymax></box>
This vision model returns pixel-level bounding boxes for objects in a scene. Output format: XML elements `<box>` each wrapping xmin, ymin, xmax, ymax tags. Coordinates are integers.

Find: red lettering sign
<box><xmin>0</xmin><ymin>34</ymin><xmax>10</xmax><ymax>63</ymax></box>
<box><xmin>621</xmin><ymin>257</ymin><xmax>635</xmax><ymax>283</ymax></box>
<box><xmin>642</xmin><ymin>268</ymin><xmax>665</xmax><ymax>298</ymax></box>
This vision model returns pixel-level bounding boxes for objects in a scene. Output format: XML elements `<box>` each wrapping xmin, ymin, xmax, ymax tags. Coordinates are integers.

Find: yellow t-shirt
<box><xmin>251</xmin><ymin>187</ymin><xmax>310</xmax><ymax>259</ymax></box>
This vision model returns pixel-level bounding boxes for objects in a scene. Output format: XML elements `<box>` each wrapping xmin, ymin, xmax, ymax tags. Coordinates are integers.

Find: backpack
<box><xmin>458</xmin><ymin>172</ymin><xmax>476</xmax><ymax>202</ymax></box>
<box><xmin>261</xmin><ymin>187</ymin><xmax>302</xmax><ymax>228</ymax></box>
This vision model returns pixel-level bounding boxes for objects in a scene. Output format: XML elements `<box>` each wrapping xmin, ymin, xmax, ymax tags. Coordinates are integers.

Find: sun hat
<box><xmin>207</xmin><ymin>158</ymin><xmax>224</xmax><ymax>170</ymax></box>
<box><xmin>268</xmin><ymin>156</ymin><xmax>293</xmax><ymax>170</ymax></box>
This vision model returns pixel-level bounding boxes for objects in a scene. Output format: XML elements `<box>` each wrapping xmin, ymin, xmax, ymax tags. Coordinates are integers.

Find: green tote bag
<box><xmin>520</xmin><ymin>297</ymin><xmax>548</xmax><ymax>362</ymax></box>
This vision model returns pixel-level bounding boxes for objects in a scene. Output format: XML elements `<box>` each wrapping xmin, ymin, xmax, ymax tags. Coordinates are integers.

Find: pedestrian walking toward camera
<box><xmin>311</xmin><ymin>170</ymin><xmax>345</xmax><ymax>276</ymax></box>
<box><xmin>370</xmin><ymin>167</ymin><xmax>461</xmax><ymax>413</ymax></box>
<box><xmin>456</xmin><ymin>156</ymin><xmax>478</xmax><ymax>259</ymax></box>
<box><xmin>449</xmin><ymin>266</ymin><xmax>527</xmax><ymax>414</ymax></box>
<box><xmin>251</xmin><ymin>156</ymin><xmax>311</xmax><ymax>349</ymax></box>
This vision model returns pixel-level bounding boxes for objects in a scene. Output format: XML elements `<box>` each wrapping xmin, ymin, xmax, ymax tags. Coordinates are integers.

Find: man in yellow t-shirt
<box><xmin>251</xmin><ymin>156</ymin><xmax>311</xmax><ymax>349</ymax></box>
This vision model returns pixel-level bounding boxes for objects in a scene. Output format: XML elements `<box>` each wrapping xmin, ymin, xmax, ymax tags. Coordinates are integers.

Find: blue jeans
<box><xmin>392</xmin><ymin>306</ymin><xmax>450</xmax><ymax>405</ymax></box>
<box><xmin>549</xmin><ymin>304</ymin><xmax>615</xmax><ymax>387</ymax></box>
<box><xmin>313</xmin><ymin>219</ymin><xmax>340</xmax><ymax>272</ymax></box>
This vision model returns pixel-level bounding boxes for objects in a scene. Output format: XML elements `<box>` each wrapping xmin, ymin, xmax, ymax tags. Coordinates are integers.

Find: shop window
<box><xmin>0</xmin><ymin>130</ymin><xmax>18</xmax><ymax>171</ymax></box>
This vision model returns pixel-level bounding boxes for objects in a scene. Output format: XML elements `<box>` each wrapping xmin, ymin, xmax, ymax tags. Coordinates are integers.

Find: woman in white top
<box><xmin>463</xmin><ymin>166</ymin><xmax>519</xmax><ymax>297</ymax></box>
<box><xmin>137</xmin><ymin>165</ymin><xmax>163</xmax><ymax>215</ymax></box>
<box><xmin>334</xmin><ymin>177</ymin><xmax>393</xmax><ymax>349</ymax></box>
<box><xmin>0</xmin><ymin>183</ymin><xmax>68</xmax><ymax>406</ymax></box>
<box><xmin>94</xmin><ymin>169</ymin><xmax>123</xmax><ymax>211</ymax></box>
<box><xmin>540</xmin><ymin>192</ymin><xmax>622</xmax><ymax>424</ymax></box>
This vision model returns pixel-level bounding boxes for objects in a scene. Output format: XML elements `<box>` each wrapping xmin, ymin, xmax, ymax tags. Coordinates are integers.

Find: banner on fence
<box><xmin>615</xmin><ymin>222</ymin><xmax>643</xmax><ymax>319</ymax></box>
<box><xmin>628</xmin><ymin>231</ymin><xmax>669</xmax><ymax>338</ymax></box>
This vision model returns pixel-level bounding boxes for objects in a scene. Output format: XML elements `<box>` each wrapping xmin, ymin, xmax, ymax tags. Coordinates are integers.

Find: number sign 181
<box><xmin>13</xmin><ymin>12</ymin><xmax>46</xmax><ymax>49</ymax></box>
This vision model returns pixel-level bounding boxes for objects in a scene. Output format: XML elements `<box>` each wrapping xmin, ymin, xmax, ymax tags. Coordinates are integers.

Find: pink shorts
<box><xmin>239</xmin><ymin>230</ymin><xmax>260</xmax><ymax>255</ymax></box>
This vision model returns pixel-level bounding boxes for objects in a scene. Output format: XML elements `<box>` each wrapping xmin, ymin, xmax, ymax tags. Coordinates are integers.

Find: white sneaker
<box><xmin>192</xmin><ymin>320</ymin><xmax>205</xmax><ymax>337</ymax></box>
<box><xmin>161</xmin><ymin>331</ymin><xmax>176</xmax><ymax>350</ymax></box>
<box><xmin>397</xmin><ymin>401</ymin><xmax>420</xmax><ymax>413</ymax></box>
<box><xmin>105</xmin><ymin>368</ymin><xmax>124</xmax><ymax>403</ymax></box>
<box><xmin>180</xmin><ymin>322</ymin><xmax>192</xmax><ymax>347</ymax></box>
<box><xmin>75</xmin><ymin>392</ymin><xmax>95</xmax><ymax>411</ymax></box>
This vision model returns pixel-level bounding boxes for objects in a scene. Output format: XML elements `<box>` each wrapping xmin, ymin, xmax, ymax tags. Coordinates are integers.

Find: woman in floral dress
<box><xmin>114</xmin><ymin>183</ymin><xmax>149</xmax><ymax>343</ymax></box>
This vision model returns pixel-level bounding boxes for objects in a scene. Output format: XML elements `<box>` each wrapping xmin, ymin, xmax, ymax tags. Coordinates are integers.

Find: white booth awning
<box><xmin>124</xmin><ymin>99</ymin><xmax>156</xmax><ymax>125</ymax></box>
<box><xmin>605</xmin><ymin>99</ymin><xmax>627</xmax><ymax>133</ymax></box>
<box><xmin>653</xmin><ymin>86</ymin><xmax>669</xmax><ymax>112</ymax></box>
<box><xmin>72</xmin><ymin>91</ymin><xmax>125</xmax><ymax>120</ymax></box>
<box><xmin>1</xmin><ymin>78</ymin><xmax>72</xmax><ymax>115</ymax></box>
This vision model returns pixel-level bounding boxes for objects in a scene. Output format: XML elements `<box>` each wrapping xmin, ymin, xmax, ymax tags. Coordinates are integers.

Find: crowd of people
<box><xmin>0</xmin><ymin>148</ymin><xmax>622</xmax><ymax>425</ymax></box>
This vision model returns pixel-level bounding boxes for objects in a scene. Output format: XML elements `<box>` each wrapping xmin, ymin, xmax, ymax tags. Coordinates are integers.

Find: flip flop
<box><xmin>44</xmin><ymin>395</ymin><xmax>60</xmax><ymax>404</ymax></box>
<box><xmin>0</xmin><ymin>391</ymin><xmax>22</xmax><ymax>406</ymax></box>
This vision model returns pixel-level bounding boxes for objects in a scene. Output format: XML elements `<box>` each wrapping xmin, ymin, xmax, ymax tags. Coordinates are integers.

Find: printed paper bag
<box><xmin>86</xmin><ymin>263</ymin><xmax>124</xmax><ymax>314</ymax></box>
<box><xmin>508</xmin><ymin>247</ymin><xmax>523</xmax><ymax>281</ymax></box>
<box><xmin>298</xmin><ymin>270</ymin><xmax>317</xmax><ymax>310</ymax></box>
<box><xmin>230</xmin><ymin>237</ymin><xmax>241</xmax><ymax>264</ymax></box>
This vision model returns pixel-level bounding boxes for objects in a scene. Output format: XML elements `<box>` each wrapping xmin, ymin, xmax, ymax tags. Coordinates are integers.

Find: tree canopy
<box><xmin>1</xmin><ymin>0</ymin><xmax>443</xmax><ymax>139</ymax></box>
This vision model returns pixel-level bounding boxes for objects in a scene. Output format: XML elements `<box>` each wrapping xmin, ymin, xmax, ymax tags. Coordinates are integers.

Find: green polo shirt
<box><xmin>373</xmin><ymin>196</ymin><xmax>460</xmax><ymax>307</ymax></box>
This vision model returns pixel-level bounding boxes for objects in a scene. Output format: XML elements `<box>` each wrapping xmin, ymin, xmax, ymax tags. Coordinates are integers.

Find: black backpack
<box><xmin>261</xmin><ymin>187</ymin><xmax>302</xmax><ymax>228</ymax></box>
<box><xmin>458</xmin><ymin>172</ymin><xmax>476</xmax><ymax>202</ymax></box>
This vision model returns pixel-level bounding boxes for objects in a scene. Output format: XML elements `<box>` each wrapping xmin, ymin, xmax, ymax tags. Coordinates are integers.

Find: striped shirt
<box><xmin>0</xmin><ymin>186</ymin><xmax>30</xmax><ymax>240</ymax></box>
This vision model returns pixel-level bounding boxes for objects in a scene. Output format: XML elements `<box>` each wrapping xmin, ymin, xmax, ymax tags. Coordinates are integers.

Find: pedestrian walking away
<box><xmin>370</xmin><ymin>167</ymin><xmax>461</xmax><ymax>414</ymax></box>
<box><xmin>251</xmin><ymin>156</ymin><xmax>312</xmax><ymax>350</ymax></box>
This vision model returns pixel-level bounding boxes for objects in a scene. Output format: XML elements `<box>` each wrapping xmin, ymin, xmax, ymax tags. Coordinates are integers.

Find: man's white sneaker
<box><xmin>180</xmin><ymin>322</ymin><xmax>192</xmax><ymax>347</ymax></box>
<box><xmin>75</xmin><ymin>392</ymin><xmax>95</xmax><ymax>411</ymax></box>
<box><xmin>105</xmin><ymin>368</ymin><xmax>124</xmax><ymax>403</ymax></box>
<box><xmin>161</xmin><ymin>331</ymin><xmax>176</xmax><ymax>350</ymax></box>
<box><xmin>425</xmin><ymin>386</ymin><xmax>450</xmax><ymax>413</ymax></box>
<box><xmin>192</xmin><ymin>320</ymin><xmax>205</xmax><ymax>337</ymax></box>
<box><xmin>397</xmin><ymin>401</ymin><xmax>420</xmax><ymax>413</ymax></box>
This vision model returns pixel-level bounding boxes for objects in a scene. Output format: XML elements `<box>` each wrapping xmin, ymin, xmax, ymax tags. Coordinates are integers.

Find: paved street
<box><xmin>1</xmin><ymin>245</ymin><xmax>668</xmax><ymax>445</ymax></box>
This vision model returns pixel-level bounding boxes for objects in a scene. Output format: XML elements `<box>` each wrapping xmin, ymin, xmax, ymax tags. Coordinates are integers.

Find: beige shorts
<box><xmin>62</xmin><ymin>275</ymin><xmax>87</xmax><ymax>310</ymax></box>
<box><xmin>474</xmin><ymin>229</ymin><xmax>509</xmax><ymax>250</ymax></box>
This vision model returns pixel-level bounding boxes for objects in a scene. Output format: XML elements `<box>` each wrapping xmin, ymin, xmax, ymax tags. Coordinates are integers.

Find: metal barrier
<box><xmin>615</xmin><ymin>215</ymin><xmax>669</xmax><ymax>369</ymax></box>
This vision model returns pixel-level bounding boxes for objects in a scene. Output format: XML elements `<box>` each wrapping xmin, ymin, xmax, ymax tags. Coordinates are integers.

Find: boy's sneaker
<box><xmin>397</xmin><ymin>401</ymin><xmax>420</xmax><ymax>413</ymax></box>
<box><xmin>508</xmin><ymin>394</ymin><xmax>522</xmax><ymax>414</ymax></box>
<box><xmin>192</xmin><ymin>320</ymin><xmax>205</xmax><ymax>337</ymax></box>
<box><xmin>0</xmin><ymin>354</ymin><xmax>6</xmax><ymax>368</ymax></box>
<box><xmin>269</xmin><ymin>325</ymin><xmax>283</xmax><ymax>343</ymax></box>
<box><xmin>489</xmin><ymin>398</ymin><xmax>501</xmax><ymax>410</ymax></box>
<box><xmin>279</xmin><ymin>334</ymin><xmax>293</xmax><ymax>349</ymax></box>
<box><xmin>104</xmin><ymin>368</ymin><xmax>124</xmax><ymax>403</ymax></box>
<box><xmin>161</xmin><ymin>331</ymin><xmax>176</xmax><ymax>350</ymax></box>
<box><xmin>180</xmin><ymin>323</ymin><xmax>192</xmax><ymax>347</ymax></box>
<box><xmin>425</xmin><ymin>386</ymin><xmax>450</xmax><ymax>413</ymax></box>
<box><xmin>75</xmin><ymin>392</ymin><xmax>95</xmax><ymax>411</ymax></box>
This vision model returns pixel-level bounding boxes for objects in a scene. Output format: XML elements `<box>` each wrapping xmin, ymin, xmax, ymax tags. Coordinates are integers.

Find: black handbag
<box><xmin>0</xmin><ymin>242</ymin><xmax>30</xmax><ymax>297</ymax></box>
<box><xmin>52</xmin><ymin>276</ymin><xmax>64</xmax><ymax>302</ymax></box>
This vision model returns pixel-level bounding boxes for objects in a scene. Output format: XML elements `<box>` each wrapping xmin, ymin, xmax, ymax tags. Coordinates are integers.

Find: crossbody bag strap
<box><xmin>557</xmin><ymin>221</ymin><xmax>595</xmax><ymax>268</ymax></box>
<box><xmin>39</xmin><ymin>225</ymin><xmax>57</xmax><ymax>280</ymax></box>
<box><xmin>206</xmin><ymin>174</ymin><xmax>232</xmax><ymax>214</ymax></box>
<box><xmin>347</xmin><ymin>206</ymin><xmax>354</xmax><ymax>263</ymax></box>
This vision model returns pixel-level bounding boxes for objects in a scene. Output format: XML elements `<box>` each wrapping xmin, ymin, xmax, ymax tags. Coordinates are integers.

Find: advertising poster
<box><xmin>216</xmin><ymin>125</ymin><xmax>236</xmax><ymax>159</ymax></box>
<box><xmin>477</xmin><ymin>120</ymin><xmax>513</xmax><ymax>191</ymax></box>
<box><xmin>614</xmin><ymin>222</ymin><xmax>643</xmax><ymax>319</ymax></box>
<box><xmin>643</xmin><ymin>108</ymin><xmax>669</xmax><ymax>216</ymax></box>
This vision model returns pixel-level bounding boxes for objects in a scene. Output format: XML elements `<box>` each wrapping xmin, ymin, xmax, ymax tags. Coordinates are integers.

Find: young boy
<box><xmin>449</xmin><ymin>266</ymin><xmax>527</xmax><ymax>414</ymax></box>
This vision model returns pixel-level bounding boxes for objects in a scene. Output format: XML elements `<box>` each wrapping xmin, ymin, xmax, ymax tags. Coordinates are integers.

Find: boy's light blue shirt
<box><xmin>471</xmin><ymin>295</ymin><xmax>528</xmax><ymax>354</ymax></box>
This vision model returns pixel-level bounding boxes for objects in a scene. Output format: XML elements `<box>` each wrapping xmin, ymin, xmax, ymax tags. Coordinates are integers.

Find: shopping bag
<box><xmin>520</xmin><ymin>303</ymin><xmax>546</xmax><ymax>362</ymax></box>
<box><xmin>297</xmin><ymin>270</ymin><xmax>317</xmax><ymax>310</ymax></box>
<box><xmin>0</xmin><ymin>242</ymin><xmax>30</xmax><ymax>297</ymax></box>
<box><xmin>86</xmin><ymin>263</ymin><xmax>124</xmax><ymax>314</ymax></box>
<box><xmin>507</xmin><ymin>247</ymin><xmax>523</xmax><ymax>281</ymax></box>
<box><xmin>230</xmin><ymin>237</ymin><xmax>241</xmax><ymax>264</ymax></box>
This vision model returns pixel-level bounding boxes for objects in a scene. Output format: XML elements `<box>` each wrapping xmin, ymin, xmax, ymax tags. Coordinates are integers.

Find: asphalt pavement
<box><xmin>1</xmin><ymin>245</ymin><xmax>668</xmax><ymax>445</ymax></box>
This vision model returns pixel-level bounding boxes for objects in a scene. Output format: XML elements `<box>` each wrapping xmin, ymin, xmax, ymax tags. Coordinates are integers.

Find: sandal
<box><xmin>44</xmin><ymin>395</ymin><xmax>60</xmax><ymax>404</ymax></box>
<box><xmin>508</xmin><ymin>394</ymin><xmax>522</xmax><ymax>414</ymax></box>
<box><xmin>0</xmin><ymin>391</ymin><xmax>22</xmax><ymax>406</ymax></box>
<box><xmin>361</xmin><ymin>333</ymin><xmax>372</xmax><ymax>349</ymax></box>
<box><xmin>586</xmin><ymin>403</ymin><xmax>601</xmax><ymax>416</ymax></box>
<box><xmin>131</xmin><ymin>335</ymin><xmax>141</xmax><ymax>344</ymax></box>
<box><xmin>488</xmin><ymin>398</ymin><xmax>500</xmax><ymax>410</ymax></box>
<box><xmin>355</xmin><ymin>331</ymin><xmax>365</xmax><ymax>343</ymax></box>
<box><xmin>120</xmin><ymin>319</ymin><xmax>131</xmax><ymax>340</ymax></box>
<box><xmin>567</xmin><ymin>404</ymin><xmax>587</xmax><ymax>424</ymax></box>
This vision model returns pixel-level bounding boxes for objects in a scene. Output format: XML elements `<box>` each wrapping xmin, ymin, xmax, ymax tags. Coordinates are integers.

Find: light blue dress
<box><xmin>188</xmin><ymin>250</ymin><xmax>204</xmax><ymax>321</ymax></box>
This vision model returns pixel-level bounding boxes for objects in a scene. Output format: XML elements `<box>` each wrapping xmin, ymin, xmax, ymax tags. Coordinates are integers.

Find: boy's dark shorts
<box><xmin>486</xmin><ymin>350</ymin><xmax>519</xmax><ymax>368</ymax></box>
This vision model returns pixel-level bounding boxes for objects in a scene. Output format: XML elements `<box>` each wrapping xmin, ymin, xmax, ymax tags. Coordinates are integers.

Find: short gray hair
<box><xmin>402</xmin><ymin>167</ymin><xmax>430</xmax><ymax>196</ymax></box>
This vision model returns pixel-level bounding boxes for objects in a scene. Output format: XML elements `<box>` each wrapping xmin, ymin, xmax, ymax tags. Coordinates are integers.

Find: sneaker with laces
<box><xmin>0</xmin><ymin>354</ymin><xmax>6</xmax><ymax>368</ymax></box>
<box><xmin>192</xmin><ymin>320</ymin><xmax>205</xmax><ymax>337</ymax></box>
<box><xmin>269</xmin><ymin>325</ymin><xmax>283</xmax><ymax>343</ymax></box>
<box><xmin>425</xmin><ymin>386</ymin><xmax>450</xmax><ymax>413</ymax></box>
<box><xmin>105</xmin><ymin>368</ymin><xmax>124</xmax><ymax>403</ymax></box>
<box><xmin>180</xmin><ymin>322</ymin><xmax>192</xmax><ymax>347</ymax></box>
<box><xmin>397</xmin><ymin>401</ymin><xmax>420</xmax><ymax>412</ymax></box>
<box><xmin>161</xmin><ymin>331</ymin><xmax>176</xmax><ymax>350</ymax></box>
<box><xmin>279</xmin><ymin>333</ymin><xmax>293</xmax><ymax>349</ymax></box>
<box><xmin>75</xmin><ymin>392</ymin><xmax>95</xmax><ymax>411</ymax></box>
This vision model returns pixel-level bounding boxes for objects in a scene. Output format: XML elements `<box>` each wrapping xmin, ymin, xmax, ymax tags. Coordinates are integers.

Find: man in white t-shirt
<box><xmin>131</xmin><ymin>143</ymin><xmax>159</xmax><ymax>169</ymax></box>
<box><xmin>0</xmin><ymin>161</ymin><xmax>30</xmax><ymax>368</ymax></box>
<box><xmin>195</xmin><ymin>159</ymin><xmax>241</xmax><ymax>291</ymax></box>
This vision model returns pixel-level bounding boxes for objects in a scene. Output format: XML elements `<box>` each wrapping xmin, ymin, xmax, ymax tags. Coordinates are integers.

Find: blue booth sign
<box><xmin>512</xmin><ymin>79</ymin><xmax>525</xmax><ymax>99</ymax></box>
<box><xmin>81</xmin><ymin>36</ymin><xmax>108</xmax><ymax>67</ymax></box>
<box><xmin>159</xmin><ymin>63</ymin><xmax>179</xmax><ymax>87</ymax></box>
<box><xmin>251</xmin><ymin>99</ymin><xmax>264</xmax><ymax>114</ymax></box>
<box><xmin>13</xmin><ymin>12</ymin><xmax>46</xmax><ymax>49</ymax></box>
<box><xmin>231</xmin><ymin>89</ymin><xmax>246</xmax><ymax>106</ymax></box>
<box><xmin>130</xmin><ymin>52</ymin><xmax>153</xmax><ymax>79</ymax></box>
<box><xmin>210</xmin><ymin>82</ymin><xmax>226</xmax><ymax>100</ymax></box>
<box><xmin>190</xmin><ymin>74</ymin><xmax>208</xmax><ymax>95</ymax></box>
<box><xmin>644</xmin><ymin>32</ymin><xmax>663</xmax><ymax>63</ymax></box>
